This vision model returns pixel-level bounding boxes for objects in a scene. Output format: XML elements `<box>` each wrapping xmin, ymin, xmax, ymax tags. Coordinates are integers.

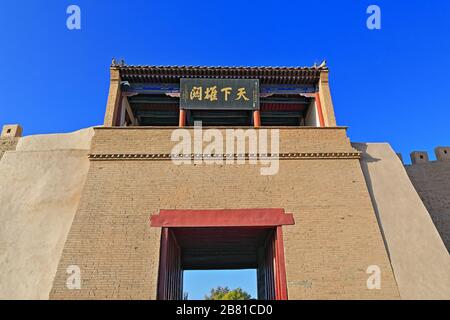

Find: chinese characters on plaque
<box><xmin>180</xmin><ymin>78</ymin><xmax>259</xmax><ymax>110</ymax></box>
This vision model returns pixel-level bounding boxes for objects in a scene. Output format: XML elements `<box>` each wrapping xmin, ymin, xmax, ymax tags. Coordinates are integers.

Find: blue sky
<box><xmin>0</xmin><ymin>0</ymin><xmax>449</xmax><ymax>298</ymax></box>
<box><xmin>184</xmin><ymin>270</ymin><xmax>257</xmax><ymax>300</ymax></box>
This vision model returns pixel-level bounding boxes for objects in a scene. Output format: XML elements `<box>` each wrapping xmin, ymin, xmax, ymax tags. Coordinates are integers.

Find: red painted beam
<box><xmin>150</xmin><ymin>209</ymin><xmax>295</xmax><ymax>228</ymax></box>
<box><xmin>160</xmin><ymin>208</ymin><xmax>286</xmax><ymax>216</ymax></box>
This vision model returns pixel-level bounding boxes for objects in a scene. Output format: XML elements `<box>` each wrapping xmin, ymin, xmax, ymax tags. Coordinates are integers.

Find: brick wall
<box><xmin>50</xmin><ymin>127</ymin><xmax>399</xmax><ymax>299</ymax></box>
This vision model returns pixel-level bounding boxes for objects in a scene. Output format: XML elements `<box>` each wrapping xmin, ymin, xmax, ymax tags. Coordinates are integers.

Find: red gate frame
<box><xmin>150</xmin><ymin>208</ymin><xmax>294</xmax><ymax>300</ymax></box>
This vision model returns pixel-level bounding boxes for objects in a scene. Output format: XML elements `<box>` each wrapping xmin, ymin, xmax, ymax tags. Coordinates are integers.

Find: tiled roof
<box><xmin>114</xmin><ymin>63</ymin><xmax>327</xmax><ymax>85</ymax></box>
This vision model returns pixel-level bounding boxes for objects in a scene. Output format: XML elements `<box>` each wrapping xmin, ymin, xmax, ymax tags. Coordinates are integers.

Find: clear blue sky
<box><xmin>0</xmin><ymin>0</ymin><xmax>449</xmax><ymax>298</ymax></box>
<box><xmin>184</xmin><ymin>270</ymin><xmax>257</xmax><ymax>300</ymax></box>
<box><xmin>1</xmin><ymin>1</ymin><xmax>449</xmax><ymax>163</ymax></box>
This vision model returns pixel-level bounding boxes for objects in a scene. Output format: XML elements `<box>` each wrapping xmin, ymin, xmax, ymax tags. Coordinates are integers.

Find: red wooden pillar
<box><xmin>157</xmin><ymin>228</ymin><xmax>182</xmax><ymax>300</ymax></box>
<box><xmin>315</xmin><ymin>93</ymin><xmax>325</xmax><ymax>127</ymax></box>
<box><xmin>157</xmin><ymin>228</ymin><xmax>169</xmax><ymax>300</ymax></box>
<box><xmin>179</xmin><ymin>109</ymin><xmax>186</xmax><ymax>127</ymax></box>
<box><xmin>275</xmin><ymin>226</ymin><xmax>288</xmax><ymax>300</ymax></box>
<box><xmin>253</xmin><ymin>110</ymin><xmax>261</xmax><ymax>128</ymax></box>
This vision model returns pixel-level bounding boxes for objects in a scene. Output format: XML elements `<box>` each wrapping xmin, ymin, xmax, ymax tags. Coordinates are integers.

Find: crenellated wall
<box><xmin>401</xmin><ymin>147</ymin><xmax>450</xmax><ymax>252</ymax></box>
<box><xmin>0</xmin><ymin>124</ymin><xmax>22</xmax><ymax>159</ymax></box>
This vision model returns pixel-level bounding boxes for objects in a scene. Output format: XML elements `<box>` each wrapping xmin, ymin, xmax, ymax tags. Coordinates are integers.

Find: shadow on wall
<box><xmin>353</xmin><ymin>144</ymin><xmax>390</xmax><ymax>259</ymax></box>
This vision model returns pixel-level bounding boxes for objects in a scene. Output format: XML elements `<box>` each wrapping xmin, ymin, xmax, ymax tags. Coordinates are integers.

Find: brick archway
<box><xmin>150</xmin><ymin>209</ymin><xmax>294</xmax><ymax>300</ymax></box>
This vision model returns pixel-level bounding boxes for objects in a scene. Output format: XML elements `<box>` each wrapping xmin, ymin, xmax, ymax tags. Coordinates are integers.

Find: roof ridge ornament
<box><xmin>111</xmin><ymin>58</ymin><xmax>127</xmax><ymax>67</ymax></box>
